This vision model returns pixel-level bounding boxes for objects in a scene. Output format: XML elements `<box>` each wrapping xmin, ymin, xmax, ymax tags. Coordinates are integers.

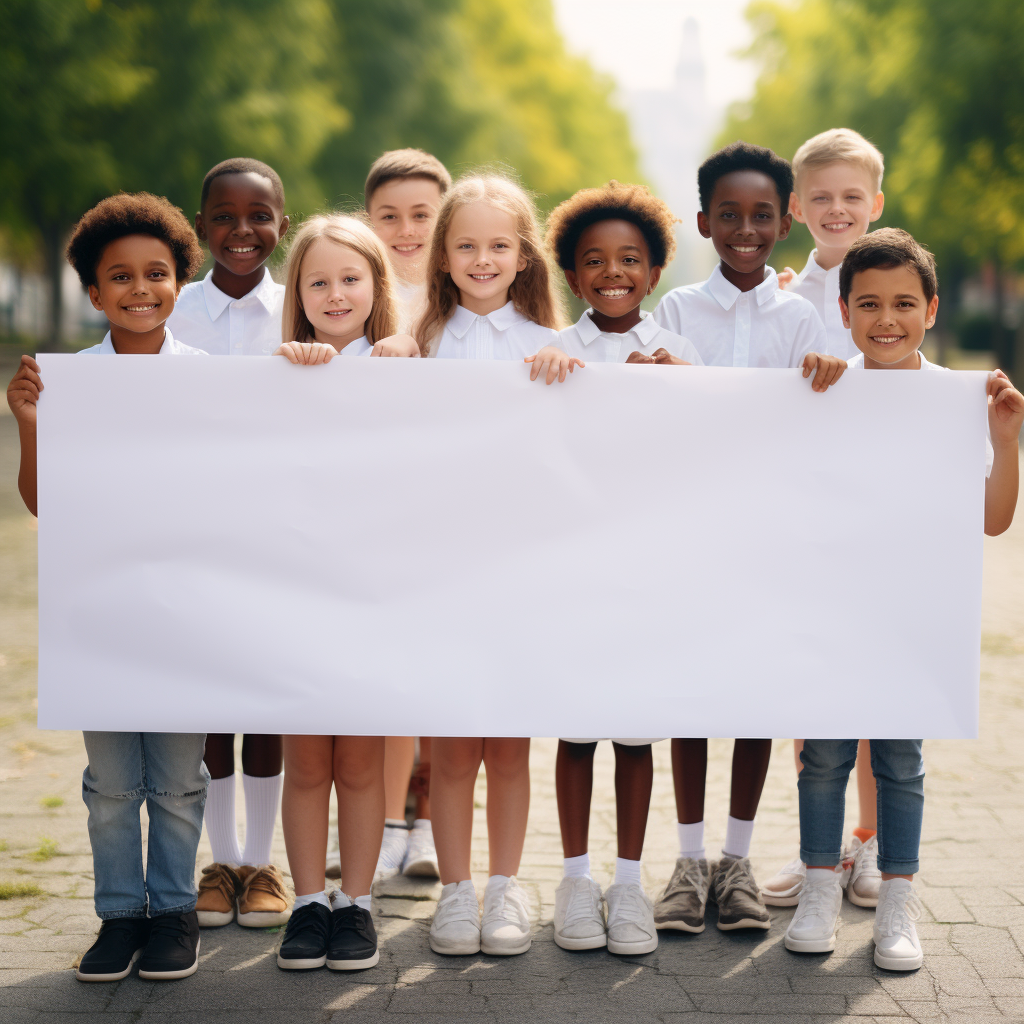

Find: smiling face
<box><xmin>87</xmin><ymin>234</ymin><xmax>180</xmax><ymax>335</ymax></box>
<box><xmin>792</xmin><ymin>162</ymin><xmax>884</xmax><ymax>265</ymax></box>
<box><xmin>840</xmin><ymin>264</ymin><xmax>938</xmax><ymax>369</ymax></box>
<box><xmin>197</xmin><ymin>171</ymin><xmax>289</xmax><ymax>279</ymax></box>
<box><xmin>297</xmin><ymin>239</ymin><xmax>375</xmax><ymax>350</ymax></box>
<box><xmin>368</xmin><ymin>176</ymin><xmax>443</xmax><ymax>285</ymax></box>
<box><xmin>698</xmin><ymin>170</ymin><xmax>791</xmax><ymax>288</ymax></box>
<box><xmin>564</xmin><ymin>219</ymin><xmax>660</xmax><ymax>328</ymax></box>
<box><xmin>443</xmin><ymin>201</ymin><xmax>527</xmax><ymax>315</ymax></box>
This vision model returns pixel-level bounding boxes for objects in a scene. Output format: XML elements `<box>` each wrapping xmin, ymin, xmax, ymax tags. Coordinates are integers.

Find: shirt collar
<box><xmin>706</xmin><ymin>264</ymin><xmax>779</xmax><ymax>310</ymax></box>
<box><xmin>99</xmin><ymin>328</ymin><xmax>175</xmax><ymax>354</ymax></box>
<box><xmin>201</xmin><ymin>267</ymin><xmax>276</xmax><ymax>320</ymax></box>
<box><xmin>797</xmin><ymin>249</ymin><xmax>824</xmax><ymax>283</ymax></box>
<box><xmin>447</xmin><ymin>300</ymin><xmax>525</xmax><ymax>339</ymax></box>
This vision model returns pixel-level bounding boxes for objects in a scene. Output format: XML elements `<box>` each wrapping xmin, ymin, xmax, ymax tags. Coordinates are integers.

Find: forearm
<box><xmin>17</xmin><ymin>421</ymin><xmax>37</xmax><ymax>517</ymax></box>
<box><xmin>984</xmin><ymin>441</ymin><xmax>1019</xmax><ymax>536</ymax></box>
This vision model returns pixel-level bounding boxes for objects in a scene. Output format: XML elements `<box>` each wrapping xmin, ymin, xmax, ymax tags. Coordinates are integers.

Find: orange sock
<box><xmin>853</xmin><ymin>826</ymin><xmax>876</xmax><ymax>844</ymax></box>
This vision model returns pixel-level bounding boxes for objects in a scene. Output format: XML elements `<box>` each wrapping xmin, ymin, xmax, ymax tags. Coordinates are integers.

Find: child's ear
<box><xmin>563</xmin><ymin>268</ymin><xmax>582</xmax><ymax>300</ymax></box>
<box><xmin>278</xmin><ymin>214</ymin><xmax>290</xmax><ymax>241</ymax></box>
<box><xmin>838</xmin><ymin>295</ymin><xmax>851</xmax><ymax>329</ymax></box>
<box><xmin>87</xmin><ymin>284</ymin><xmax>104</xmax><ymax>313</ymax></box>
<box><xmin>777</xmin><ymin>212</ymin><xmax>793</xmax><ymax>241</ymax></box>
<box><xmin>925</xmin><ymin>292</ymin><xmax>939</xmax><ymax>329</ymax></box>
<box><xmin>870</xmin><ymin>191</ymin><xmax>885</xmax><ymax>223</ymax></box>
<box><xmin>195</xmin><ymin>212</ymin><xmax>207</xmax><ymax>242</ymax></box>
<box><xmin>696</xmin><ymin>211</ymin><xmax>711</xmax><ymax>239</ymax></box>
<box><xmin>789</xmin><ymin>192</ymin><xmax>806</xmax><ymax>224</ymax></box>
<box><xmin>516</xmin><ymin>252</ymin><xmax>527</xmax><ymax>274</ymax></box>
<box><xmin>647</xmin><ymin>265</ymin><xmax>662</xmax><ymax>295</ymax></box>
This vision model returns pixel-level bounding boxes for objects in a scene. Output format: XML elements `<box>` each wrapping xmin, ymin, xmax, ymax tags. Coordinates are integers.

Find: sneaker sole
<box><xmin>196</xmin><ymin>910</ymin><xmax>234</xmax><ymax>927</ymax></box>
<box><xmin>846</xmin><ymin>888</ymin><xmax>880</xmax><ymax>908</ymax></box>
<box><xmin>655</xmin><ymin>919</ymin><xmax>705</xmax><ymax>933</ymax></box>
<box><xmin>237</xmin><ymin>909</ymin><xmax>292</xmax><ymax>928</ymax></box>
<box><xmin>607</xmin><ymin>936</ymin><xmax>658</xmax><ymax>955</ymax></box>
<box><xmin>760</xmin><ymin>891</ymin><xmax>801</xmax><ymax>907</ymax></box>
<box><xmin>76</xmin><ymin>948</ymin><xmax>144</xmax><ymax>982</ymax></box>
<box><xmin>429</xmin><ymin>935</ymin><xmax>481</xmax><ymax>955</ymax></box>
<box><xmin>327</xmin><ymin>949</ymin><xmax>380</xmax><ymax>971</ymax></box>
<box><xmin>276</xmin><ymin>954</ymin><xmax>327</xmax><ymax>970</ymax></box>
<box><xmin>137</xmin><ymin>938</ymin><xmax>200</xmax><ymax>980</ymax></box>
<box><xmin>717</xmin><ymin>917</ymin><xmax>771</xmax><ymax>931</ymax></box>
<box><xmin>873</xmin><ymin>947</ymin><xmax>922</xmax><ymax>971</ymax></box>
<box><xmin>784</xmin><ymin>933</ymin><xmax>836</xmax><ymax>953</ymax></box>
<box><xmin>553</xmin><ymin>930</ymin><xmax>607</xmax><ymax>950</ymax></box>
<box><xmin>403</xmin><ymin>859</ymin><xmax>440</xmax><ymax>878</ymax></box>
<box><xmin>480</xmin><ymin>938</ymin><xmax>531</xmax><ymax>956</ymax></box>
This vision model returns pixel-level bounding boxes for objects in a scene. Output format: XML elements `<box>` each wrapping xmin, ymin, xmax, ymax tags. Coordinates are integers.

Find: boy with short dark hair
<box><xmin>785</xmin><ymin>227</ymin><xmax>1023</xmax><ymax>970</ymax></box>
<box><xmin>7</xmin><ymin>192</ymin><xmax>209</xmax><ymax>983</ymax></box>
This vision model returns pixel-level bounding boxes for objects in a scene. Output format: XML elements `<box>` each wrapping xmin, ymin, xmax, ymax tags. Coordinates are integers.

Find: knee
<box><xmin>483</xmin><ymin>740</ymin><xmax>530</xmax><ymax>781</ymax></box>
<box><xmin>286</xmin><ymin>752</ymin><xmax>334</xmax><ymax>792</ymax></box>
<box><xmin>333</xmin><ymin>741</ymin><xmax>383</xmax><ymax>793</ymax></box>
<box><xmin>799</xmin><ymin>740</ymin><xmax>857</xmax><ymax>781</ymax></box>
<box><xmin>434</xmin><ymin>740</ymin><xmax>483</xmax><ymax>784</ymax></box>
<box><xmin>870</xmin><ymin>741</ymin><xmax>925</xmax><ymax>786</ymax></box>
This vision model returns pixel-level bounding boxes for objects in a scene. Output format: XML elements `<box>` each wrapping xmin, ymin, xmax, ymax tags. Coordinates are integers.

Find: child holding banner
<box><xmin>6</xmin><ymin>192</ymin><xmax>209</xmax><ymax>982</ymax></box>
<box><xmin>785</xmin><ymin>228</ymin><xmax>1023</xmax><ymax>970</ymax></box>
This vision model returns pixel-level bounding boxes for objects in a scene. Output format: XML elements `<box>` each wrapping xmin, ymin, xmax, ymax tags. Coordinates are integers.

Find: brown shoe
<box><xmin>237</xmin><ymin>864</ymin><xmax>292</xmax><ymax>928</ymax></box>
<box><xmin>709</xmin><ymin>856</ymin><xmax>771</xmax><ymax>931</ymax></box>
<box><xmin>196</xmin><ymin>863</ymin><xmax>242</xmax><ymax>927</ymax></box>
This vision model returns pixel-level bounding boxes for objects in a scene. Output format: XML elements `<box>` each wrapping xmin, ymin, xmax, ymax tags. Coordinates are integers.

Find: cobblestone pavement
<box><xmin>2</xmin><ymin>407</ymin><xmax>1023</xmax><ymax>1023</ymax></box>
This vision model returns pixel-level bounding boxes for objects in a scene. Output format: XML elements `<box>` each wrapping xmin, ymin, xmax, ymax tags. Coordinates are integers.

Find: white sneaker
<box><xmin>844</xmin><ymin>835</ymin><xmax>882</xmax><ymax>907</ymax></box>
<box><xmin>873</xmin><ymin>879</ymin><xmax>923</xmax><ymax>971</ymax></box>
<box><xmin>402</xmin><ymin>822</ymin><xmax>439</xmax><ymax>878</ymax></box>
<box><xmin>429</xmin><ymin>880</ymin><xmax>481</xmax><ymax>954</ymax></box>
<box><xmin>760</xmin><ymin>855</ymin><xmax>805</xmax><ymax>906</ymax></box>
<box><xmin>373</xmin><ymin>825</ymin><xmax>409</xmax><ymax>882</ymax></box>
<box><xmin>604</xmin><ymin>882</ymin><xmax>658</xmax><ymax>955</ymax></box>
<box><xmin>480</xmin><ymin>876</ymin><xmax>531</xmax><ymax>955</ymax></box>
<box><xmin>784</xmin><ymin>870</ymin><xmax>843</xmax><ymax>953</ymax></box>
<box><xmin>553</xmin><ymin>876</ymin><xmax>606</xmax><ymax>950</ymax></box>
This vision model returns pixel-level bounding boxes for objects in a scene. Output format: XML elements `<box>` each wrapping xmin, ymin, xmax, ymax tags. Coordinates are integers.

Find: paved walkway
<box><xmin>1</xmin><ymin>406</ymin><xmax>1023</xmax><ymax>1023</ymax></box>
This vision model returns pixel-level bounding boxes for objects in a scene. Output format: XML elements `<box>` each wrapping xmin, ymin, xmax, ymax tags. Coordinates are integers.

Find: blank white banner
<box><xmin>36</xmin><ymin>355</ymin><xmax>987</xmax><ymax>738</ymax></box>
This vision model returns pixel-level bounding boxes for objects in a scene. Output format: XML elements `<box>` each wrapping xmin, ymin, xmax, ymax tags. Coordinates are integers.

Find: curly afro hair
<box><xmin>698</xmin><ymin>142</ymin><xmax>794</xmax><ymax>215</ymax></box>
<box><xmin>201</xmin><ymin>157</ymin><xmax>285</xmax><ymax>211</ymax></box>
<box><xmin>66</xmin><ymin>192</ymin><xmax>206</xmax><ymax>289</ymax></box>
<box><xmin>546</xmin><ymin>181</ymin><xmax>678</xmax><ymax>272</ymax></box>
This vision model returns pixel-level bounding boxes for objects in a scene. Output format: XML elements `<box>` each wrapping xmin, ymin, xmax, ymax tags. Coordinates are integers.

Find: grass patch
<box><xmin>0</xmin><ymin>881</ymin><xmax>44</xmax><ymax>900</ymax></box>
<box><xmin>981</xmin><ymin>632</ymin><xmax>1024</xmax><ymax>656</ymax></box>
<box><xmin>0</xmin><ymin>840</ymin><xmax>8</xmax><ymax>852</ymax></box>
<box><xmin>39</xmin><ymin>796</ymin><xmax>63</xmax><ymax>809</ymax></box>
<box><xmin>29</xmin><ymin>837</ymin><xmax>58</xmax><ymax>862</ymax></box>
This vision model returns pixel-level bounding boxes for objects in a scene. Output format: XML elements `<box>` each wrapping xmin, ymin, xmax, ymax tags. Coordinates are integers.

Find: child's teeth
<box><xmin>228</xmin><ymin>246</ymin><xmax>257</xmax><ymax>252</ymax></box>
<box><xmin>598</xmin><ymin>288</ymin><xmax>630</xmax><ymax>296</ymax></box>
<box><xmin>731</xmin><ymin>245</ymin><xmax>759</xmax><ymax>252</ymax></box>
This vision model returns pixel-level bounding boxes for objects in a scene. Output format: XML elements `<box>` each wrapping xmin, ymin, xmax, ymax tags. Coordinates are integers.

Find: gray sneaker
<box><xmin>709</xmin><ymin>856</ymin><xmax>771</xmax><ymax>931</ymax></box>
<box><xmin>653</xmin><ymin>857</ymin><xmax>710</xmax><ymax>933</ymax></box>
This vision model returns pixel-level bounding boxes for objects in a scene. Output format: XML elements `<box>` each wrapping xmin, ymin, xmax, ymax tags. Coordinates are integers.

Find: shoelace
<box><xmin>484</xmin><ymin>881</ymin><xmax>527</xmax><ymax>924</ymax></box>
<box><xmin>147</xmin><ymin>914</ymin><xmax>192</xmax><ymax>950</ymax></box>
<box><xmin>776</xmin><ymin>857</ymin><xmax>805</xmax><ymax>878</ymax></box>
<box><xmin>852</xmin><ymin>837</ymin><xmax>881</xmax><ymax>880</ymax></box>
<box><xmin>198</xmin><ymin>864</ymin><xmax>240</xmax><ymax>904</ymax></box>
<box><xmin>671</xmin><ymin>862</ymin><xmax>708</xmax><ymax>901</ymax></box>
<box><xmin>876</xmin><ymin>888</ymin><xmax>922</xmax><ymax>938</ymax></box>
<box><xmin>377</xmin><ymin>828</ymin><xmax>408</xmax><ymax>872</ymax></box>
<box><xmin>437</xmin><ymin>887</ymin><xmax>480</xmax><ymax>928</ymax></box>
<box><xmin>96</xmin><ymin>917</ymin><xmax>146</xmax><ymax>951</ymax></box>
<box><xmin>794</xmin><ymin>878</ymin><xmax>840</xmax><ymax>922</ymax></box>
<box><xmin>562</xmin><ymin>880</ymin><xmax>602</xmax><ymax>929</ymax></box>
<box><xmin>715</xmin><ymin>859</ymin><xmax>759</xmax><ymax>903</ymax></box>
<box><xmin>607</xmin><ymin>884</ymin><xmax>651</xmax><ymax>923</ymax></box>
<box><xmin>286</xmin><ymin>903</ymin><xmax>330</xmax><ymax>941</ymax></box>
<box><xmin>242</xmin><ymin>867</ymin><xmax>286</xmax><ymax>901</ymax></box>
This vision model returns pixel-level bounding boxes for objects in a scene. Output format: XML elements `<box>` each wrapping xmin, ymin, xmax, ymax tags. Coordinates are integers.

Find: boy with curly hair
<box><xmin>7</xmin><ymin>192</ymin><xmax>210</xmax><ymax>983</ymax></box>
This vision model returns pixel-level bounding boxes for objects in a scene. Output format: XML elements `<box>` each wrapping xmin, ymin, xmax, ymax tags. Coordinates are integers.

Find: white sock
<box><xmin>293</xmin><ymin>890</ymin><xmax>330</xmax><ymax>911</ymax></box>
<box><xmin>677</xmin><ymin>821</ymin><xmax>706</xmax><ymax>861</ymax></box>
<box><xmin>806</xmin><ymin>867</ymin><xmax>838</xmax><ymax>885</ymax></box>
<box><xmin>411</xmin><ymin>818</ymin><xmax>432</xmax><ymax>833</ymax></box>
<box><xmin>614</xmin><ymin>858</ymin><xmax>642</xmax><ymax>887</ymax></box>
<box><xmin>240</xmin><ymin>772</ymin><xmax>282</xmax><ymax>867</ymax></box>
<box><xmin>204</xmin><ymin>775</ymin><xmax>242</xmax><ymax>865</ymax></box>
<box><xmin>722</xmin><ymin>815</ymin><xmax>755</xmax><ymax>860</ymax></box>
<box><xmin>332</xmin><ymin>891</ymin><xmax>373</xmax><ymax>913</ymax></box>
<box><xmin>384</xmin><ymin>817</ymin><xmax>407</xmax><ymax>830</ymax></box>
<box><xmin>354</xmin><ymin>894</ymin><xmax>372</xmax><ymax>912</ymax></box>
<box><xmin>487</xmin><ymin>874</ymin><xmax>511</xmax><ymax>891</ymax></box>
<box><xmin>563</xmin><ymin>853</ymin><xmax>591</xmax><ymax>879</ymax></box>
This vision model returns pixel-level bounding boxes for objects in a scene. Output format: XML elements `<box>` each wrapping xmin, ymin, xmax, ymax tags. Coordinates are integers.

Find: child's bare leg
<box><xmin>383</xmin><ymin>736</ymin><xmax>415</xmax><ymax>820</ymax></box>
<box><xmin>613</xmin><ymin>743</ymin><xmax>653</xmax><ymax>862</ymax></box>
<box><xmin>413</xmin><ymin>738</ymin><xmax>431</xmax><ymax>819</ymax></box>
<box><xmin>431</xmin><ymin>737</ymin><xmax>483</xmax><ymax>883</ymax></box>
<box><xmin>281</xmin><ymin>735</ymin><xmax>334</xmax><ymax>896</ymax></box>
<box><xmin>556</xmin><ymin>741</ymin><xmax>596</xmax><ymax>858</ymax></box>
<box><xmin>483</xmin><ymin>738</ymin><xmax>530</xmax><ymax>877</ymax></box>
<box><xmin>334</xmin><ymin>736</ymin><xmax>386</xmax><ymax>898</ymax></box>
<box><xmin>240</xmin><ymin>734</ymin><xmax>282</xmax><ymax>776</ymax></box>
<box><xmin>856</xmin><ymin>739</ymin><xmax>878</xmax><ymax>831</ymax></box>
<box><xmin>730</xmin><ymin>739</ymin><xmax>772</xmax><ymax>821</ymax></box>
<box><xmin>671</xmin><ymin>738</ymin><xmax>708</xmax><ymax>823</ymax></box>
<box><xmin>204</xmin><ymin>734</ymin><xmax>235</xmax><ymax>779</ymax></box>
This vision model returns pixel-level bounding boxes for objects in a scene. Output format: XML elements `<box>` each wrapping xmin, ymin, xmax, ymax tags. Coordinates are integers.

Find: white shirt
<box><xmin>848</xmin><ymin>350</ymin><xmax>994</xmax><ymax>476</ymax></box>
<box><xmin>555</xmin><ymin>310</ymin><xmax>704</xmax><ymax>365</ymax></box>
<box><xmin>167</xmin><ymin>268</ymin><xmax>285</xmax><ymax>356</ymax></box>
<box><xmin>788</xmin><ymin>250</ymin><xmax>855</xmax><ymax>360</ymax></box>
<box><xmin>432</xmin><ymin>301</ymin><xmax>557</xmax><ymax>360</ymax></box>
<box><xmin>338</xmin><ymin>336</ymin><xmax>373</xmax><ymax>357</ymax></box>
<box><xmin>394</xmin><ymin>278</ymin><xmax>427</xmax><ymax>335</ymax></box>
<box><xmin>78</xmin><ymin>328</ymin><xmax>206</xmax><ymax>356</ymax></box>
<box><xmin>653</xmin><ymin>265</ymin><xmax>827</xmax><ymax>369</ymax></box>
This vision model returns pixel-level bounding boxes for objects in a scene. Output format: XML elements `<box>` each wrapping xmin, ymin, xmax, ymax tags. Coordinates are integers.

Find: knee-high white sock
<box><xmin>722</xmin><ymin>815</ymin><xmax>755</xmax><ymax>860</ymax></box>
<box><xmin>240</xmin><ymin>772</ymin><xmax>282</xmax><ymax>867</ymax></box>
<box><xmin>204</xmin><ymin>774</ymin><xmax>243</xmax><ymax>865</ymax></box>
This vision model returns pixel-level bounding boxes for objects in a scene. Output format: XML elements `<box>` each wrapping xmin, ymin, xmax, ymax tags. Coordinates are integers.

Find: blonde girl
<box><xmin>416</xmin><ymin>174</ymin><xmax>574</xmax><ymax>959</ymax></box>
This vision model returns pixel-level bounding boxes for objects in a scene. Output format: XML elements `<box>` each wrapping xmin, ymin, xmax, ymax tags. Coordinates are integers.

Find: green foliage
<box><xmin>28</xmin><ymin>837</ymin><xmax>58</xmax><ymax>862</ymax></box>
<box><xmin>0</xmin><ymin>881</ymin><xmax>45</xmax><ymax>900</ymax></box>
<box><xmin>39</xmin><ymin>796</ymin><xmax>64</xmax><ymax>809</ymax></box>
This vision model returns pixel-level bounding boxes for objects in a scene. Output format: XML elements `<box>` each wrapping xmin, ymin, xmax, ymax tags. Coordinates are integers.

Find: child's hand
<box><xmin>372</xmin><ymin>333</ymin><xmax>420</xmax><ymax>358</ymax></box>
<box><xmin>625</xmin><ymin>351</ymin><xmax>655</xmax><ymax>364</ymax></box>
<box><xmin>987</xmin><ymin>370</ymin><xmax>1024</xmax><ymax>446</ymax></box>
<box><xmin>801</xmin><ymin>352</ymin><xmax>846</xmax><ymax>392</ymax></box>
<box><xmin>274</xmin><ymin>341</ymin><xmax>337</xmax><ymax>365</ymax></box>
<box><xmin>6</xmin><ymin>355</ymin><xmax>42</xmax><ymax>427</ymax></box>
<box><xmin>777</xmin><ymin>266</ymin><xmax>797</xmax><ymax>289</ymax></box>
<box><xmin>524</xmin><ymin>346</ymin><xmax>583</xmax><ymax>385</ymax></box>
<box><xmin>626</xmin><ymin>349</ymin><xmax>691</xmax><ymax>365</ymax></box>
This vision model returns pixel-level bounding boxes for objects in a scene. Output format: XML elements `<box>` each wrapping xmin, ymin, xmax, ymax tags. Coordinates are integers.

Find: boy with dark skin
<box><xmin>652</xmin><ymin>143</ymin><xmax>843</xmax><ymax>935</ymax></box>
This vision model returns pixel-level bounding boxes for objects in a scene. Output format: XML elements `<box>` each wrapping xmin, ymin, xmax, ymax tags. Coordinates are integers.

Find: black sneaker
<box><xmin>137</xmin><ymin>911</ymin><xmax>201</xmax><ymax>980</ymax></box>
<box><xmin>277</xmin><ymin>902</ymin><xmax>331</xmax><ymax>970</ymax></box>
<box><xmin>327</xmin><ymin>904</ymin><xmax>379</xmax><ymax>970</ymax></box>
<box><xmin>76</xmin><ymin>917</ymin><xmax>151</xmax><ymax>982</ymax></box>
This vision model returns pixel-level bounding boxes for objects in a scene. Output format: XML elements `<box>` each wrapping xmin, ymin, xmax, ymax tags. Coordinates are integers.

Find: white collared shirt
<box><xmin>555</xmin><ymin>309</ymin><xmax>704</xmax><ymax>364</ymax></box>
<box><xmin>167</xmin><ymin>268</ymin><xmax>285</xmax><ymax>355</ymax></box>
<box><xmin>848</xmin><ymin>350</ymin><xmax>994</xmax><ymax>476</ymax></box>
<box><xmin>338</xmin><ymin>336</ymin><xmax>373</xmax><ymax>357</ymax></box>
<box><xmin>653</xmin><ymin>265</ymin><xmax>827</xmax><ymax>369</ymax></box>
<box><xmin>78</xmin><ymin>328</ymin><xmax>206</xmax><ymax>356</ymax></box>
<box><xmin>789</xmin><ymin>250</ymin><xmax>855</xmax><ymax>359</ymax></box>
<box><xmin>432</xmin><ymin>301</ymin><xmax>557</xmax><ymax>360</ymax></box>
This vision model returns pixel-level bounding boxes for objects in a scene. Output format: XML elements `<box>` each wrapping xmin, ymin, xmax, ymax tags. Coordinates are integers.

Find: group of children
<box><xmin>7</xmin><ymin>128</ymin><xmax>1022</xmax><ymax>983</ymax></box>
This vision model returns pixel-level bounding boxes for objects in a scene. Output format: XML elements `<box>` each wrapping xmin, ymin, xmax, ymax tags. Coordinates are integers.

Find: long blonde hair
<box><xmin>283</xmin><ymin>214</ymin><xmax>398</xmax><ymax>345</ymax></box>
<box><xmin>415</xmin><ymin>174</ymin><xmax>567</xmax><ymax>354</ymax></box>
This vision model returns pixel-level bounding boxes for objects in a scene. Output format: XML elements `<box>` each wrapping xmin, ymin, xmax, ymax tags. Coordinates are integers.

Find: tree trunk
<box><xmin>41</xmin><ymin>223</ymin><xmax>65</xmax><ymax>351</ymax></box>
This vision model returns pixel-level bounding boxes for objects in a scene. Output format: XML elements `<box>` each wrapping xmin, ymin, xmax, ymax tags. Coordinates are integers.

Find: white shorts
<box><xmin>560</xmin><ymin>738</ymin><xmax>665</xmax><ymax>746</ymax></box>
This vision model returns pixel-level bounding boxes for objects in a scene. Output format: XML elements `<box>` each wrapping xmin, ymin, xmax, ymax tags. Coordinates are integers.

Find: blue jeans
<box><xmin>82</xmin><ymin>732</ymin><xmax>209</xmax><ymax>920</ymax></box>
<box><xmin>798</xmin><ymin>739</ymin><xmax>924</xmax><ymax>876</ymax></box>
